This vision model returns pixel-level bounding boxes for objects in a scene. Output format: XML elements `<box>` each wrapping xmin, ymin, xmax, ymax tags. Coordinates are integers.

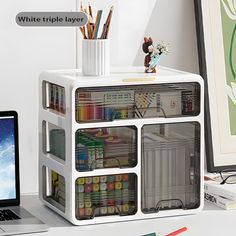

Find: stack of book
<box><xmin>204</xmin><ymin>174</ymin><xmax>236</xmax><ymax>210</ymax></box>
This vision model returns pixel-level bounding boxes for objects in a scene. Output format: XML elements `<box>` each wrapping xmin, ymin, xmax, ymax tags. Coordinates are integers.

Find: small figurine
<box><xmin>143</xmin><ymin>37</ymin><xmax>169</xmax><ymax>73</ymax></box>
<box><xmin>142</xmin><ymin>37</ymin><xmax>155</xmax><ymax>73</ymax></box>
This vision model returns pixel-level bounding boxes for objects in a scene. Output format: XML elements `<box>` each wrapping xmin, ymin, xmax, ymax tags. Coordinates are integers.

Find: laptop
<box><xmin>0</xmin><ymin>111</ymin><xmax>49</xmax><ymax>235</ymax></box>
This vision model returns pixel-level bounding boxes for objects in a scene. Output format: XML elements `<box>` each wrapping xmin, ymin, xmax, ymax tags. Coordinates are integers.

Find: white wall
<box><xmin>0</xmin><ymin>0</ymin><xmax>199</xmax><ymax>194</ymax></box>
<box><xmin>0</xmin><ymin>0</ymin><xmax>76</xmax><ymax>194</ymax></box>
<box><xmin>77</xmin><ymin>0</ymin><xmax>199</xmax><ymax>73</ymax></box>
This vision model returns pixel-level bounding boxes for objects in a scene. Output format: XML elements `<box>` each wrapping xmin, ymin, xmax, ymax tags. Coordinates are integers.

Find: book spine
<box><xmin>204</xmin><ymin>183</ymin><xmax>236</xmax><ymax>201</ymax></box>
<box><xmin>204</xmin><ymin>190</ymin><xmax>236</xmax><ymax>210</ymax></box>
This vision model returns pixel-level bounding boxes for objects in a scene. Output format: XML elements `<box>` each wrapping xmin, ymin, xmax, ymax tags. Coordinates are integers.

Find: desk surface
<box><xmin>21</xmin><ymin>194</ymin><xmax>232</xmax><ymax>236</ymax></box>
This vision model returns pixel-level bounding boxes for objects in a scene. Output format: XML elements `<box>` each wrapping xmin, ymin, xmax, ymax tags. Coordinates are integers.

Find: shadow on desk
<box><xmin>21</xmin><ymin>194</ymin><xmax>71</xmax><ymax>227</ymax></box>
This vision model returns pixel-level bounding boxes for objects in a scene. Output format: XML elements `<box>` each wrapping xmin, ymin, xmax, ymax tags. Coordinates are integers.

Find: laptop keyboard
<box><xmin>0</xmin><ymin>209</ymin><xmax>21</xmax><ymax>221</ymax></box>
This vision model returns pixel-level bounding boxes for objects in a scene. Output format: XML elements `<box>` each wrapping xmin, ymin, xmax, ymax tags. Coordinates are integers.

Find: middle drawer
<box><xmin>75</xmin><ymin>126</ymin><xmax>137</xmax><ymax>172</ymax></box>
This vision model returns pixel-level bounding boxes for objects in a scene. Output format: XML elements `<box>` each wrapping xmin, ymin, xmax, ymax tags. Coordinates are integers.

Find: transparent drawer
<box><xmin>75</xmin><ymin>126</ymin><xmax>137</xmax><ymax>172</ymax></box>
<box><xmin>42</xmin><ymin>121</ymin><xmax>65</xmax><ymax>161</ymax></box>
<box><xmin>42</xmin><ymin>167</ymin><xmax>65</xmax><ymax>212</ymax></box>
<box><xmin>75</xmin><ymin>83</ymin><xmax>200</xmax><ymax>123</ymax></box>
<box><xmin>75</xmin><ymin>174</ymin><xmax>137</xmax><ymax>220</ymax></box>
<box><xmin>141</xmin><ymin>122</ymin><xmax>200</xmax><ymax>213</ymax></box>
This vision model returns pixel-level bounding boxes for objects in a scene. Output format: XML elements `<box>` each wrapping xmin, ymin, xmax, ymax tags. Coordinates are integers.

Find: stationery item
<box><xmin>166</xmin><ymin>227</ymin><xmax>188</xmax><ymax>236</ymax></box>
<box><xmin>204</xmin><ymin>190</ymin><xmax>236</xmax><ymax>210</ymax></box>
<box><xmin>88</xmin><ymin>3</ymin><xmax>93</xmax><ymax>19</ymax></box>
<box><xmin>49</xmin><ymin>83</ymin><xmax>55</xmax><ymax>109</ymax></box>
<box><xmin>76</xmin><ymin>174</ymin><xmax>137</xmax><ymax>220</ymax></box>
<box><xmin>101</xmin><ymin>6</ymin><xmax>114</xmax><ymax>39</ymax></box>
<box><xmin>93</xmin><ymin>10</ymin><xmax>103</xmax><ymax>39</ymax></box>
<box><xmin>79</xmin><ymin>3</ymin><xmax>114</xmax><ymax>40</ymax></box>
<box><xmin>75</xmin><ymin>126</ymin><xmax>136</xmax><ymax>171</ymax></box>
<box><xmin>80</xmin><ymin>26</ymin><xmax>87</xmax><ymax>39</ymax></box>
<box><xmin>84</xmin><ymin>8</ymin><xmax>92</xmax><ymax>39</ymax></box>
<box><xmin>48</xmin><ymin>83</ymin><xmax>65</xmax><ymax>114</ymax></box>
<box><xmin>82</xmin><ymin>39</ymin><xmax>110</xmax><ymax>76</ymax></box>
<box><xmin>182</xmin><ymin>90</ymin><xmax>194</xmax><ymax>115</ymax></box>
<box><xmin>55</xmin><ymin>86</ymin><xmax>59</xmax><ymax>111</ymax></box>
<box><xmin>135</xmin><ymin>89</ymin><xmax>182</xmax><ymax>118</ymax></box>
<box><xmin>59</xmin><ymin>86</ymin><xmax>65</xmax><ymax>113</ymax></box>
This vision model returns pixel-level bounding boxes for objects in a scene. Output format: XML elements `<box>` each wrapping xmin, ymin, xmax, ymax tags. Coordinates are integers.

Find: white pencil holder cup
<box><xmin>82</xmin><ymin>39</ymin><xmax>110</xmax><ymax>76</ymax></box>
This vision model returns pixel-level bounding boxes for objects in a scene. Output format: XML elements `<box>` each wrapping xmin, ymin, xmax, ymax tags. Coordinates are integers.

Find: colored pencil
<box><xmin>84</xmin><ymin>8</ymin><xmax>92</xmax><ymax>39</ymax></box>
<box><xmin>80</xmin><ymin>26</ymin><xmax>87</xmax><ymax>39</ymax></box>
<box><xmin>89</xmin><ymin>3</ymin><xmax>93</xmax><ymax>20</ymax></box>
<box><xmin>104</xmin><ymin>6</ymin><xmax>114</xmax><ymax>39</ymax></box>
<box><xmin>78</xmin><ymin>3</ymin><xmax>114</xmax><ymax>39</ymax></box>
<box><xmin>80</xmin><ymin>2</ymin><xmax>83</xmax><ymax>12</ymax></box>
<box><xmin>93</xmin><ymin>10</ymin><xmax>103</xmax><ymax>39</ymax></box>
<box><xmin>166</xmin><ymin>227</ymin><xmax>188</xmax><ymax>236</ymax></box>
<box><xmin>101</xmin><ymin>6</ymin><xmax>114</xmax><ymax>39</ymax></box>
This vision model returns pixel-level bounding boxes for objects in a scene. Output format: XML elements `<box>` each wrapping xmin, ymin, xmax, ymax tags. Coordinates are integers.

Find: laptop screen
<box><xmin>0</xmin><ymin>111</ymin><xmax>19</xmax><ymax>206</ymax></box>
<box><xmin>0</xmin><ymin>116</ymin><xmax>16</xmax><ymax>201</ymax></box>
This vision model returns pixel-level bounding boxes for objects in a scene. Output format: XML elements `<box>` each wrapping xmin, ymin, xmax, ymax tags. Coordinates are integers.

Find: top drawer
<box><xmin>75</xmin><ymin>83</ymin><xmax>200</xmax><ymax>123</ymax></box>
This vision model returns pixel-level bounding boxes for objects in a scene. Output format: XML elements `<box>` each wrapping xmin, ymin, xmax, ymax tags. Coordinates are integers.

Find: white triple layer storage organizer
<box><xmin>39</xmin><ymin>67</ymin><xmax>204</xmax><ymax>225</ymax></box>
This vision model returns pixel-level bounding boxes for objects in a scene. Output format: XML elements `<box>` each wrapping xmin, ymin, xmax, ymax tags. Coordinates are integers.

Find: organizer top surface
<box><xmin>40</xmin><ymin>67</ymin><xmax>201</xmax><ymax>88</ymax></box>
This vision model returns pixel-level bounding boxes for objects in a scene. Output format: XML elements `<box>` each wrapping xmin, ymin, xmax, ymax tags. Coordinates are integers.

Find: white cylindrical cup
<box><xmin>82</xmin><ymin>39</ymin><xmax>110</xmax><ymax>76</ymax></box>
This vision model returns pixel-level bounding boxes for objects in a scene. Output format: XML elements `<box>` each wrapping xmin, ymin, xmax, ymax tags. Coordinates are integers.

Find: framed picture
<box><xmin>195</xmin><ymin>0</ymin><xmax>236</xmax><ymax>172</ymax></box>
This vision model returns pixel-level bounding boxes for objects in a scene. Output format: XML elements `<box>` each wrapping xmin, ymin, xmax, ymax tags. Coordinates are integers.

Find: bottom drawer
<box><xmin>75</xmin><ymin>174</ymin><xmax>137</xmax><ymax>220</ymax></box>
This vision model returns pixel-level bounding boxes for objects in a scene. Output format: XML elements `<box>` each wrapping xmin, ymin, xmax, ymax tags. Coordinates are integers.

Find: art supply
<box><xmin>75</xmin><ymin>173</ymin><xmax>137</xmax><ymax>220</ymax></box>
<box><xmin>49</xmin><ymin>84</ymin><xmax>55</xmax><ymax>109</ymax></box>
<box><xmin>166</xmin><ymin>227</ymin><xmax>188</xmax><ymax>236</ymax></box>
<box><xmin>48</xmin><ymin>83</ymin><xmax>65</xmax><ymax>114</ymax></box>
<box><xmin>79</xmin><ymin>3</ymin><xmax>112</xmax><ymax>76</ymax></box>
<box><xmin>51</xmin><ymin>172</ymin><xmax>66</xmax><ymax>207</ymax></box>
<box><xmin>93</xmin><ymin>10</ymin><xmax>103</xmax><ymax>39</ymax></box>
<box><xmin>101</xmin><ymin>6</ymin><xmax>114</xmax><ymax>39</ymax></box>
<box><xmin>79</xmin><ymin>3</ymin><xmax>114</xmax><ymax>39</ymax></box>
<box><xmin>76</xmin><ymin>127</ymin><xmax>136</xmax><ymax>171</ymax></box>
<box><xmin>88</xmin><ymin>3</ymin><xmax>93</xmax><ymax>19</ymax></box>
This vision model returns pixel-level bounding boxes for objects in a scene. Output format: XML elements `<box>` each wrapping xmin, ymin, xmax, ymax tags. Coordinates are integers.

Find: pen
<box><xmin>166</xmin><ymin>227</ymin><xmax>188</xmax><ymax>236</ymax></box>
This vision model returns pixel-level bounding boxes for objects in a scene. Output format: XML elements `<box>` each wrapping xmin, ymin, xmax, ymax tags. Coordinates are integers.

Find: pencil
<box><xmin>104</xmin><ymin>6</ymin><xmax>114</xmax><ymax>39</ymax></box>
<box><xmin>89</xmin><ymin>2</ymin><xmax>93</xmax><ymax>20</ymax></box>
<box><xmin>101</xmin><ymin>6</ymin><xmax>114</xmax><ymax>39</ymax></box>
<box><xmin>92</xmin><ymin>10</ymin><xmax>103</xmax><ymax>39</ymax></box>
<box><xmin>166</xmin><ymin>227</ymin><xmax>188</xmax><ymax>236</ymax></box>
<box><xmin>100</xmin><ymin>24</ymin><xmax>106</xmax><ymax>39</ymax></box>
<box><xmin>80</xmin><ymin>1</ymin><xmax>83</xmax><ymax>12</ymax></box>
<box><xmin>84</xmin><ymin>8</ymin><xmax>92</xmax><ymax>39</ymax></box>
<box><xmin>80</xmin><ymin>26</ymin><xmax>87</xmax><ymax>39</ymax></box>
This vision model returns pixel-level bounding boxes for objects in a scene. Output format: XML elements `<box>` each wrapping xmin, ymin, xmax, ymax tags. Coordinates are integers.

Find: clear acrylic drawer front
<box><xmin>75</xmin><ymin>126</ymin><xmax>137</xmax><ymax>172</ymax></box>
<box><xmin>75</xmin><ymin>83</ymin><xmax>200</xmax><ymax>123</ymax></box>
<box><xmin>75</xmin><ymin>174</ymin><xmax>137</xmax><ymax>220</ymax></box>
<box><xmin>42</xmin><ymin>121</ymin><xmax>65</xmax><ymax>161</ymax></box>
<box><xmin>42</xmin><ymin>167</ymin><xmax>66</xmax><ymax>213</ymax></box>
<box><xmin>141</xmin><ymin>122</ymin><xmax>201</xmax><ymax>213</ymax></box>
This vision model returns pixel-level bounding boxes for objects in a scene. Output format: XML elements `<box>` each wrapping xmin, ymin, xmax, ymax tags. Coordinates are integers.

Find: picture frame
<box><xmin>195</xmin><ymin>0</ymin><xmax>236</xmax><ymax>172</ymax></box>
